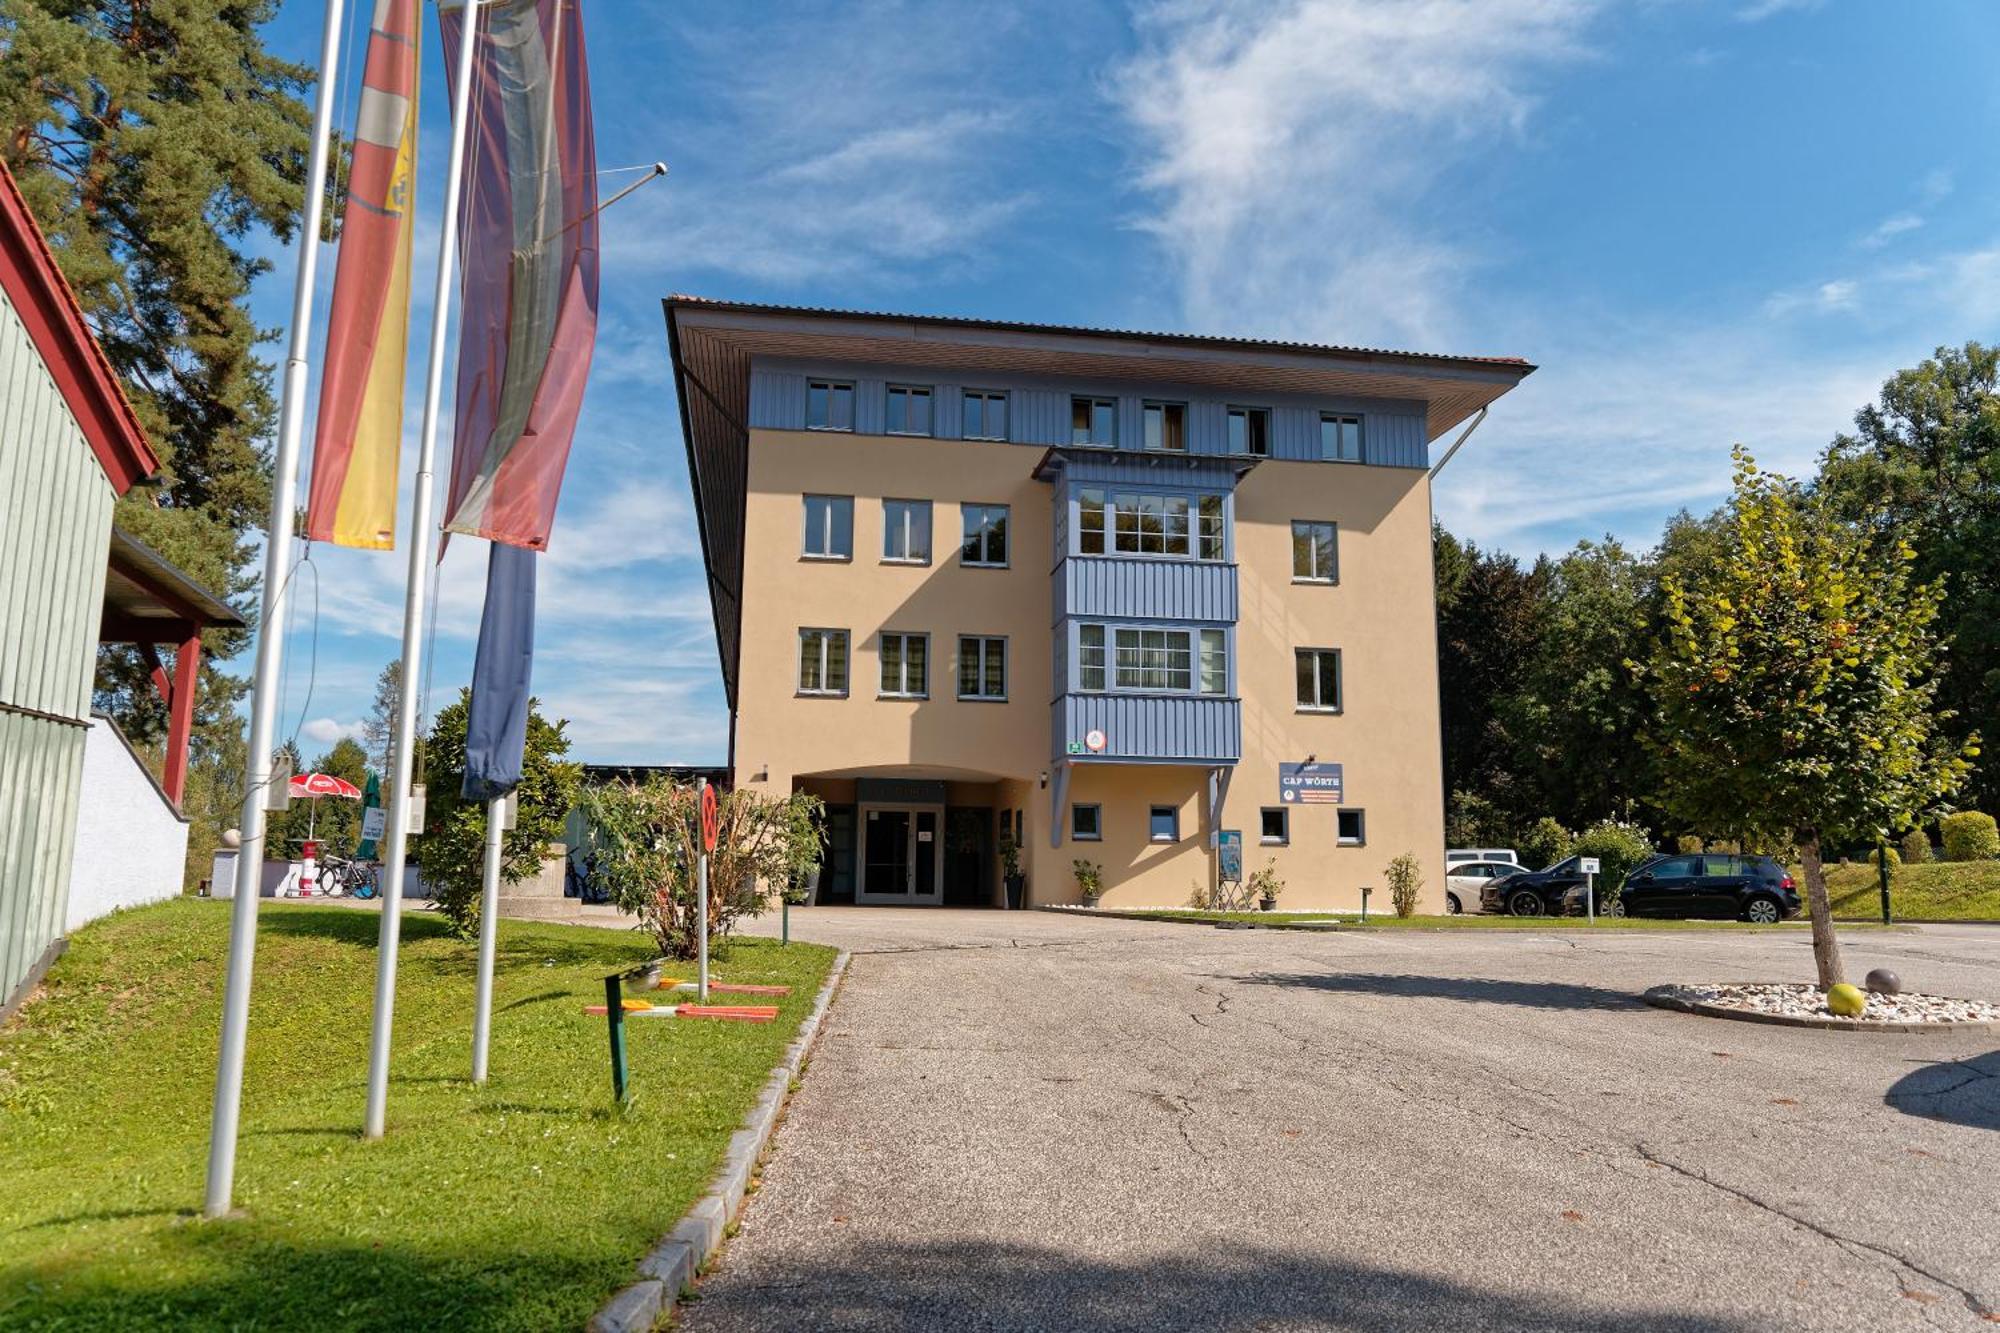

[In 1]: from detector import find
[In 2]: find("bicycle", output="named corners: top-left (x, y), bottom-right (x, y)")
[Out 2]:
top-left (317, 854), bottom-right (380, 900)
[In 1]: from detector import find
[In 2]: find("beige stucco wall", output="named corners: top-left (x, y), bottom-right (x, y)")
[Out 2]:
top-left (733, 426), bottom-right (1447, 914)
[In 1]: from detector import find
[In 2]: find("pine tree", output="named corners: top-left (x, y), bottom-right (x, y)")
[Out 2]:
top-left (0, 0), bottom-right (318, 750)
top-left (362, 658), bottom-right (404, 778)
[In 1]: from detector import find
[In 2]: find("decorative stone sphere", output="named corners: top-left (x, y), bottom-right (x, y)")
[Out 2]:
top-left (1826, 983), bottom-right (1867, 1017)
top-left (222, 828), bottom-right (242, 849)
top-left (1864, 968), bottom-right (1902, 996)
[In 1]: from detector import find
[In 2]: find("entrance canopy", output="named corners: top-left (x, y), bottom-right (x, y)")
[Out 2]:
top-left (98, 527), bottom-right (244, 806)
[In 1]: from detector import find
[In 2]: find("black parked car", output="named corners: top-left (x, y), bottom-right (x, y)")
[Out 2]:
top-left (1611, 853), bottom-right (1800, 922)
top-left (1479, 856), bottom-right (1590, 917)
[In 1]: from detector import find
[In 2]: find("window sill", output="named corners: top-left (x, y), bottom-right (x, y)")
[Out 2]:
top-left (806, 424), bottom-right (854, 433)
top-left (880, 557), bottom-right (932, 567)
top-left (885, 429), bottom-right (930, 438)
top-left (796, 691), bottom-right (849, 699)
top-left (876, 693), bottom-right (929, 702)
top-left (956, 695), bottom-right (1009, 704)
top-left (1337, 840), bottom-right (1365, 848)
top-left (1295, 705), bottom-right (1343, 715)
top-left (1260, 839), bottom-right (1289, 847)
top-left (1071, 834), bottom-right (1102, 842)
top-left (800, 554), bottom-right (852, 563)
top-left (961, 561), bottom-right (1010, 570)
top-left (966, 435), bottom-right (1007, 443)
top-left (1149, 837), bottom-right (1178, 845)
top-left (1291, 577), bottom-right (1338, 586)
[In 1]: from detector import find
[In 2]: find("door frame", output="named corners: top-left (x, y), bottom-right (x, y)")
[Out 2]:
top-left (857, 803), bottom-right (945, 905)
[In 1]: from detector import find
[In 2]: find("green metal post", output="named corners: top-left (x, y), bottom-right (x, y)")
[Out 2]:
top-left (782, 899), bottom-right (790, 945)
top-left (604, 975), bottom-right (629, 1105)
top-left (1877, 840), bottom-right (1892, 926)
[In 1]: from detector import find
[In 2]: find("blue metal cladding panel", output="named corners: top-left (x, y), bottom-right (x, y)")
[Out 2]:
top-left (1053, 693), bottom-right (1241, 763)
top-left (854, 377), bottom-right (886, 434)
top-left (1058, 453), bottom-right (1244, 489)
top-left (1367, 412), bottom-right (1428, 467)
top-left (1059, 557), bottom-right (1237, 622)
top-left (748, 367), bottom-right (808, 428)
top-left (934, 383), bottom-right (963, 440)
top-left (1011, 388), bottom-right (1068, 445)
top-left (1051, 480), bottom-right (1070, 568)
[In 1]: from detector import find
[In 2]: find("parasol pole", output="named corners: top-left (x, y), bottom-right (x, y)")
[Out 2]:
top-left (363, 0), bottom-right (482, 1140)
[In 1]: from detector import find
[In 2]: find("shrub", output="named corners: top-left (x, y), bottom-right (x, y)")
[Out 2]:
top-left (1518, 817), bottom-right (1571, 872)
top-left (1675, 834), bottom-right (1704, 855)
top-left (1248, 859), bottom-right (1284, 904)
top-left (1570, 818), bottom-right (1654, 890)
top-left (1865, 845), bottom-right (1900, 870)
top-left (1072, 858), bottom-right (1103, 901)
top-left (1385, 853), bottom-right (1423, 918)
top-left (1941, 812), bottom-right (2000, 862)
top-left (1899, 828), bottom-right (1933, 864)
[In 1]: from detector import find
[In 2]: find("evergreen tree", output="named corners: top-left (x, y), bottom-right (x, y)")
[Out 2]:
top-left (361, 658), bottom-right (404, 778)
top-left (0, 0), bottom-right (318, 751)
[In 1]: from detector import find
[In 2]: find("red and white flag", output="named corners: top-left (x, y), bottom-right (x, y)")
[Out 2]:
top-left (438, 0), bottom-right (599, 550)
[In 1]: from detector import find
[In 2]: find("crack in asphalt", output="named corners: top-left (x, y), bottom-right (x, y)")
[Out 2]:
top-left (1634, 1142), bottom-right (1993, 1320)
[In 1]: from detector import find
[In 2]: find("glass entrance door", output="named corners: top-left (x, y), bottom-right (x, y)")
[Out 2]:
top-left (857, 805), bottom-right (945, 905)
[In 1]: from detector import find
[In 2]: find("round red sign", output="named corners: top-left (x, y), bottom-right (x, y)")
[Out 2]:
top-left (700, 784), bottom-right (720, 853)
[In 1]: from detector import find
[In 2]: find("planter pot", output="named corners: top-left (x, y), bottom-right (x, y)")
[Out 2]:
top-left (1004, 874), bottom-right (1025, 910)
top-left (1081, 894), bottom-right (1102, 909)
top-left (1258, 896), bottom-right (1278, 912)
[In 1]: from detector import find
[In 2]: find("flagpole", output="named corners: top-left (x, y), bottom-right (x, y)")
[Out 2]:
top-left (203, 0), bottom-right (347, 1221)
top-left (471, 794), bottom-right (503, 1083)
top-left (363, 0), bottom-right (482, 1140)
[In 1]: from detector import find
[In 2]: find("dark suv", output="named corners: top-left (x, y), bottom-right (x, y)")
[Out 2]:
top-left (1613, 853), bottom-right (1799, 922)
top-left (1479, 856), bottom-right (1589, 916)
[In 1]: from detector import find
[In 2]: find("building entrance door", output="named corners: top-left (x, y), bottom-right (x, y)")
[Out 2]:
top-left (858, 805), bottom-right (943, 905)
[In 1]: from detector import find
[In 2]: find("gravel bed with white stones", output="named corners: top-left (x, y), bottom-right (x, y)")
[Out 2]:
top-left (1644, 981), bottom-right (2000, 1031)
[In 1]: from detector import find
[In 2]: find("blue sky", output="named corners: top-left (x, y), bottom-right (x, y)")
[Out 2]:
top-left (246, 0), bottom-right (2000, 767)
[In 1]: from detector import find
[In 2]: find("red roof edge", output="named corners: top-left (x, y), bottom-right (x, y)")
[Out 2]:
top-left (0, 158), bottom-right (158, 495)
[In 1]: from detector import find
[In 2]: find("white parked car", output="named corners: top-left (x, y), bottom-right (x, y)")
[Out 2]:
top-left (1447, 847), bottom-right (1519, 869)
top-left (1444, 859), bottom-right (1524, 915)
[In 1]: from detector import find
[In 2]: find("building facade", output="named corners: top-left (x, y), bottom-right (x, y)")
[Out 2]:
top-left (666, 299), bottom-right (1531, 912)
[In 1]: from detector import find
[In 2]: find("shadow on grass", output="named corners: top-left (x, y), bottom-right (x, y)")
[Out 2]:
top-left (684, 1239), bottom-right (1750, 1332)
top-left (1885, 1049), bottom-right (2000, 1132)
top-left (0, 1229), bottom-right (615, 1332)
top-left (259, 907), bottom-right (456, 946)
top-left (1229, 971), bottom-right (1643, 1012)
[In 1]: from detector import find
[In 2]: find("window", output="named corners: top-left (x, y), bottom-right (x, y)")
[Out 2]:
top-left (1227, 406), bottom-right (1270, 457)
top-left (878, 631), bottom-right (928, 699)
top-left (957, 636), bottom-right (1007, 700)
top-left (963, 390), bottom-right (1008, 441)
top-left (1651, 855), bottom-right (1700, 880)
top-left (882, 498), bottom-right (932, 564)
top-left (1295, 648), bottom-right (1342, 712)
top-left (1149, 805), bottom-right (1179, 843)
top-left (961, 503), bottom-right (1009, 567)
top-left (798, 628), bottom-right (849, 696)
top-left (1292, 521), bottom-right (1338, 582)
top-left (1077, 489), bottom-right (1225, 559)
top-left (1199, 629), bottom-right (1228, 695)
top-left (802, 494), bottom-right (853, 560)
top-left (807, 379), bottom-right (854, 431)
top-left (1320, 413), bottom-right (1363, 462)
top-left (884, 384), bottom-right (933, 435)
top-left (1071, 804), bottom-right (1102, 841)
top-left (1115, 627), bottom-right (1192, 691)
top-left (1337, 809), bottom-right (1366, 846)
top-left (1197, 495), bottom-right (1225, 560)
top-left (1071, 395), bottom-right (1115, 445)
top-left (1078, 624), bottom-right (1107, 691)
top-left (1260, 808), bottom-right (1289, 845)
top-left (1142, 401), bottom-right (1187, 452)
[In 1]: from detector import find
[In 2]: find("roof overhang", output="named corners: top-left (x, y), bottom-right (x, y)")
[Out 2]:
top-left (100, 527), bottom-right (245, 644)
top-left (1030, 445), bottom-right (1262, 484)
top-left (0, 159), bottom-right (158, 494)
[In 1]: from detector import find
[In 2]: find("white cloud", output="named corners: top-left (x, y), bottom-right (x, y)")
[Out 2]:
top-left (299, 717), bottom-right (366, 748)
top-left (1734, 0), bottom-right (1822, 22)
top-left (1108, 0), bottom-right (1602, 348)
top-left (1763, 278), bottom-right (1859, 317)
top-left (1859, 212), bottom-right (1923, 249)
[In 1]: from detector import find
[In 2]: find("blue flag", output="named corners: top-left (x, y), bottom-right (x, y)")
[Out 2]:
top-left (462, 540), bottom-right (536, 801)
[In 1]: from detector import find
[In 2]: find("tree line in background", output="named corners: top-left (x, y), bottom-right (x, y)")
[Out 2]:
top-left (1439, 342), bottom-right (1999, 871)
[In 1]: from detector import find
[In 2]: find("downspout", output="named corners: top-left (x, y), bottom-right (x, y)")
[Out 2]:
top-left (1427, 405), bottom-right (1489, 480)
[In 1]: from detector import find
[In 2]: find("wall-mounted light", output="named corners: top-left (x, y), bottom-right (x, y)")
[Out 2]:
top-left (1039, 770), bottom-right (1049, 789)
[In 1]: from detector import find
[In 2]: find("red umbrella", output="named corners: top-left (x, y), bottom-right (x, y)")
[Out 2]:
top-left (288, 772), bottom-right (363, 840)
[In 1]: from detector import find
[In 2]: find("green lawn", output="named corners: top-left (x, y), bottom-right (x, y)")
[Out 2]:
top-left (0, 899), bottom-right (835, 1331)
top-left (1821, 859), bottom-right (2000, 921)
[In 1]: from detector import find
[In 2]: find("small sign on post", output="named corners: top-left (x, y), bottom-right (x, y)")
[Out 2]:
top-left (1579, 856), bottom-right (1600, 923)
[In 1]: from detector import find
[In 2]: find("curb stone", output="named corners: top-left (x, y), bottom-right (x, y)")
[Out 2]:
top-left (1641, 984), bottom-right (1997, 1033)
top-left (587, 948), bottom-right (851, 1333)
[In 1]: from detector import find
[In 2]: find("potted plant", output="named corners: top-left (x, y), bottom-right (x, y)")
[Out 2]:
top-left (1073, 857), bottom-right (1103, 907)
top-left (1249, 859), bottom-right (1284, 912)
top-left (998, 825), bottom-right (1025, 910)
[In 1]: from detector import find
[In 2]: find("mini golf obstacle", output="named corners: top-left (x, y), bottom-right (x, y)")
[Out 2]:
top-left (593, 968), bottom-right (794, 1105)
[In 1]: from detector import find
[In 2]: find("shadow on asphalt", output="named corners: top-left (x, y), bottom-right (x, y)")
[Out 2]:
top-left (1226, 971), bottom-right (1643, 1011)
top-left (688, 1241), bottom-right (1748, 1332)
top-left (1885, 1049), bottom-right (2000, 1131)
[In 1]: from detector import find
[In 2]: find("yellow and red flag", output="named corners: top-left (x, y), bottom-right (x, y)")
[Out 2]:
top-left (305, 0), bottom-right (420, 549)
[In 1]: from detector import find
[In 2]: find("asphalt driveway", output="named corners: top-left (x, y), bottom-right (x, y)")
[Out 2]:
top-left (687, 912), bottom-right (2000, 1332)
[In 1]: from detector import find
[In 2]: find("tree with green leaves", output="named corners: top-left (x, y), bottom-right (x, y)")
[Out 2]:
top-left (268, 736), bottom-right (368, 860)
top-left (1820, 342), bottom-right (2000, 808)
top-left (413, 691), bottom-right (581, 938)
top-left (1639, 449), bottom-right (1975, 987)
top-left (361, 659), bottom-right (403, 777)
top-left (0, 0), bottom-right (317, 752)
